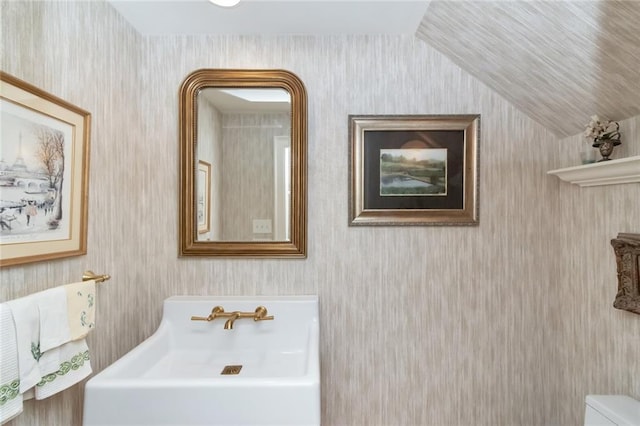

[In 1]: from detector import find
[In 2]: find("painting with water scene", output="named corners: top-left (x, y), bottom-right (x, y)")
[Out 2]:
top-left (0, 72), bottom-right (91, 267)
top-left (380, 148), bottom-right (447, 196)
top-left (349, 115), bottom-right (479, 226)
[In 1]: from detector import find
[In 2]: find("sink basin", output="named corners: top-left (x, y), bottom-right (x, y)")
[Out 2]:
top-left (83, 296), bottom-right (320, 426)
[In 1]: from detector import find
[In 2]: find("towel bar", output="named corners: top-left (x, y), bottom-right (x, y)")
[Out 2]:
top-left (82, 270), bottom-right (111, 284)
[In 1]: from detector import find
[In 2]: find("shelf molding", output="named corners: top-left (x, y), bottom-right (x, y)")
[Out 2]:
top-left (547, 155), bottom-right (640, 187)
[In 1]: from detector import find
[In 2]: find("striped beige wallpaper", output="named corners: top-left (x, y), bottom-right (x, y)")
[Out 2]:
top-left (0, 1), bottom-right (638, 425)
top-left (416, 0), bottom-right (640, 138)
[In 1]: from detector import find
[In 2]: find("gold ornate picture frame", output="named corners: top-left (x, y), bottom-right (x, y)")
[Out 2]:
top-left (349, 114), bottom-right (479, 226)
top-left (611, 233), bottom-right (640, 315)
top-left (0, 72), bottom-right (91, 267)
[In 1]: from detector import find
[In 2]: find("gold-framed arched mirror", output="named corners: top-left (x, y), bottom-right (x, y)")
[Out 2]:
top-left (179, 69), bottom-right (307, 257)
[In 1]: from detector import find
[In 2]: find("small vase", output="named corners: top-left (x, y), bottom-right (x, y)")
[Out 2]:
top-left (592, 137), bottom-right (621, 162)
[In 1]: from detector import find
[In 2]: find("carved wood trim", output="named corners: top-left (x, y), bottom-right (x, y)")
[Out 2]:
top-left (611, 233), bottom-right (640, 315)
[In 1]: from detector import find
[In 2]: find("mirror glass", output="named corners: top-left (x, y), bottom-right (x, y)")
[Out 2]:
top-left (180, 69), bottom-right (307, 257)
top-left (196, 88), bottom-right (291, 241)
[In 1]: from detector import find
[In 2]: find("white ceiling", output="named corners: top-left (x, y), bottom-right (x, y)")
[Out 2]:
top-left (107, 0), bottom-right (431, 36)
top-left (202, 88), bottom-right (291, 113)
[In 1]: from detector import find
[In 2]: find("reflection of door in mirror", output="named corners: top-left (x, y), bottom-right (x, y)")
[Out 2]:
top-left (273, 135), bottom-right (290, 241)
top-left (197, 160), bottom-right (212, 236)
top-left (196, 88), bottom-right (291, 242)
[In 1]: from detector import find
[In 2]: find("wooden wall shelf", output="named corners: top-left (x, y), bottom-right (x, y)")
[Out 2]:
top-left (547, 155), bottom-right (640, 187)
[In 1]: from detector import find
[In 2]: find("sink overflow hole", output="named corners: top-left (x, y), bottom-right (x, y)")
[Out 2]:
top-left (221, 365), bottom-right (242, 375)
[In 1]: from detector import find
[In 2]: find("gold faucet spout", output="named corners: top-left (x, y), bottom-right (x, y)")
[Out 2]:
top-left (224, 312), bottom-right (240, 330)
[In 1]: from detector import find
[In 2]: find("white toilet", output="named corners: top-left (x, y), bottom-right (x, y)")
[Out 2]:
top-left (585, 395), bottom-right (640, 425)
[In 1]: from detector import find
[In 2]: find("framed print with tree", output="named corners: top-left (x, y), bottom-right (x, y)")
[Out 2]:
top-left (349, 115), bottom-right (479, 226)
top-left (197, 160), bottom-right (211, 234)
top-left (0, 72), bottom-right (91, 267)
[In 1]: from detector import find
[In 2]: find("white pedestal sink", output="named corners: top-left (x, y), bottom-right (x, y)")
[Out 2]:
top-left (83, 296), bottom-right (320, 426)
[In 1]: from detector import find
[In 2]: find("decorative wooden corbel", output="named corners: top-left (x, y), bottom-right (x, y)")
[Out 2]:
top-left (611, 233), bottom-right (640, 315)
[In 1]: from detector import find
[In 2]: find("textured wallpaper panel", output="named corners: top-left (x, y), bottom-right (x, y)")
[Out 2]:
top-left (1, 2), bottom-right (638, 426)
top-left (1, 1), bottom-right (146, 425)
top-left (197, 97), bottom-right (223, 240)
top-left (417, 0), bottom-right (640, 138)
top-left (138, 31), bottom-right (556, 425)
top-left (551, 114), bottom-right (640, 424)
top-left (221, 112), bottom-right (289, 240)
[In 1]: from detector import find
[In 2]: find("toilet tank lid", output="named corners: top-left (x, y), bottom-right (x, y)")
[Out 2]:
top-left (586, 395), bottom-right (640, 425)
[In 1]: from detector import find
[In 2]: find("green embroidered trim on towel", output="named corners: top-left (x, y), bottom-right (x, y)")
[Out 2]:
top-left (75, 291), bottom-right (95, 329)
top-left (80, 311), bottom-right (95, 329)
top-left (31, 341), bottom-right (42, 361)
top-left (36, 350), bottom-right (90, 387)
top-left (0, 379), bottom-right (19, 405)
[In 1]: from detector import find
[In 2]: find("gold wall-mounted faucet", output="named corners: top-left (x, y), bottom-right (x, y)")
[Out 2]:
top-left (191, 306), bottom-right (274, 329)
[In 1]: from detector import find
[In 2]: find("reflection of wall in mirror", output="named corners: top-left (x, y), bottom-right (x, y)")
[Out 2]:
top-left (197, 98), bottom-right (222, 241)
top-left (221, 112), bottom-right (290, 240)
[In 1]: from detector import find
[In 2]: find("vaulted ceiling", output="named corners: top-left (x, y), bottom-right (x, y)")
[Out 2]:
top-left (416, 1), bottom-right (640, 138)
top-left (110, 0), bottom-right (640, 139)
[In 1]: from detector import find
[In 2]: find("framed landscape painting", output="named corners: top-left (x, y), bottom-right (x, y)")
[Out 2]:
top-left (348, 115), bottom-right (479, 226)
top-left (0, 72), bottom-right (91, 267)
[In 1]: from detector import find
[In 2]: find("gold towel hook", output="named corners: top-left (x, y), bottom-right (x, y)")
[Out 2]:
top-left (83, 270), bottom-right (111, 284)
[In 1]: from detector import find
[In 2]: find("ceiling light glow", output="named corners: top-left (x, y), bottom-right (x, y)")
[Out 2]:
top-left (221, 89), bottom-right (290, 103)
top-left (208, 0), bottom-right (241, 7)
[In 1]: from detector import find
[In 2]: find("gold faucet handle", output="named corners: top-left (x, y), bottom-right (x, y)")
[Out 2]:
top-left (191, 306), bottom-right (225, 322)
top-left (190, 315), bottom-right (210, 321)
top-left (253, 306), bottom-right (274, 321)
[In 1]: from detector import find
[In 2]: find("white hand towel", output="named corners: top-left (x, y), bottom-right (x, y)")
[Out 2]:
top-left (0, 303), bottom-right (23, 424)
top-left (6, 296), bottom-right (41, 393)
top-left (36, 286), bottom-right (71, 353)
top-left (65, 281), bottom-right (96, 340)
top-left (34, 339), bottom-right (92, 400)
